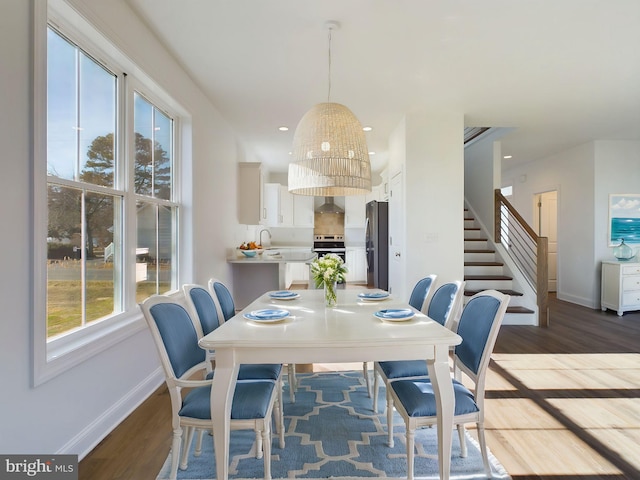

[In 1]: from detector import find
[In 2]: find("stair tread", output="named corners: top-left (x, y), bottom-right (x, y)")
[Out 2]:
top-left (464, 249), bottom-right (496, 254)
top-left (464, 274), bottom-right (512, 280)
top-left (506, 306), bottom-right (535, 314)
top-left (464, 227), bottom-right (481, 230)
top-left (464, 238), bottom-right (488, 241)
top-left (464, 261), bottom-right (504, 266)
top-left (465, 289), bottom-right (524, 297)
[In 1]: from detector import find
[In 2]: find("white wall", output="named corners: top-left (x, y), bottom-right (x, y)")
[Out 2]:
top-left (503, 142), bottom-right (595, 306)
top-left (388, 111), bottom-right (465, 300)
top-left (593, 140), bottom-right (640, 277)
top-left (464, 129), bottom-right (510, 231)
top-left (0, 0), bottom-right (244, 457)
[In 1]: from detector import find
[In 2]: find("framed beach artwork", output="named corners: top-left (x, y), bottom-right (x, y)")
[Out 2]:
top-left (608, 194), bottom-right (640, 246)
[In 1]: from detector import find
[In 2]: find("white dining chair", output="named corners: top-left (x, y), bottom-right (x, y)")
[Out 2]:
top-left (386, 290), bottom-right (509, 480)
top-left (207, 278), bottom-right (298, 402)
top-left (372, 280), bottom-right (465, 412)
top-left (363, 274), bottom-right (438, 399)
top-left (140, 294), bottom-right (281, 480)
top-left (182, 283), bottom-right (286, 447)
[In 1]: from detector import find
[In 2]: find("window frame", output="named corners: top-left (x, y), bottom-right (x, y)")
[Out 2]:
top-left (33, 0), bottom-right (184, 386)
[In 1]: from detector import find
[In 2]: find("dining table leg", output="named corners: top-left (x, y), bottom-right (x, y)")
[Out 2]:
top-left (210, 349), bottom-right (239, 480)
top-left (427, 346), bottom-right (455, 480)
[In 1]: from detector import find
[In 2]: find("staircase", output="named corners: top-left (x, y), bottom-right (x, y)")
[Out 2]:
top-left (464, 209), bottom-right (536, 325)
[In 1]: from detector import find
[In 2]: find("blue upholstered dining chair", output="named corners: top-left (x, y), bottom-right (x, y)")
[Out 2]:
top-left (371, 281), bottom-right (465, 412)
top-left (386, 290), bottom-right (509, 480)
top-left (408, 274), bottom-right (438, 313)
top-left (140, 294), bottom-right (281, 480)
top-left (183, 283), bottom-right (285, 446)
top-left (207, 277), bottom-right (298, 403)
top-left (363, 275), bottom-right (438, 399)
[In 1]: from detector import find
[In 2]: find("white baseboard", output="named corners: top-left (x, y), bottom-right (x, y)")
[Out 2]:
top-left (59, 367), bottom-right (164, 460)
top-left (556, 292), bottom-right (597, 309)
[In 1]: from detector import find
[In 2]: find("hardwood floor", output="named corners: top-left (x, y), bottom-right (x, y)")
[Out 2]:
top-left (79, 292), bottom-right (640, 480)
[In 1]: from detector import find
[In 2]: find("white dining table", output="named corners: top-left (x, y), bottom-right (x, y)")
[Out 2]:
top-left (199, 288), bottom-right (462, 480)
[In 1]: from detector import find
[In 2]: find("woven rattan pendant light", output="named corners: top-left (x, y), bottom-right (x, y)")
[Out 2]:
top-left (288, 21), bottom-right (371, 197)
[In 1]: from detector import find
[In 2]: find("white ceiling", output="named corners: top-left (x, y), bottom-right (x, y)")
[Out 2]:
top-left (127, 0), bottom-right (640, 174)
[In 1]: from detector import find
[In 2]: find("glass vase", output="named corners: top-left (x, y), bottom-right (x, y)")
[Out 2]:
top-left (613, 238), bottom-right (635, 261)
top-left (324, 280), bottom-right (338, 308)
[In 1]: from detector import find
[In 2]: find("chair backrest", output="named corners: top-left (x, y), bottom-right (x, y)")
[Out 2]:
top-left (183, 284), bottom-right (222, 337)
top-left (426, 280), bottom-right (465, 330)
top-left (140, 295), bottom-right (207, 381)
top-left (208, 278), bottom-right (236, 321)
top-left (454, 290), bottom-right (509, 383)
top-left (408, 274), bottom-right (437, 312)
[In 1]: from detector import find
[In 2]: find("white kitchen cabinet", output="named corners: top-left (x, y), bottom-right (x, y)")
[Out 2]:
top-left (346, 247), bottom-right (367, 283)
top-left (238, 162), bottom-right (263, 225)
top-left (344, 195), bottom-right (366, 228)
top-left (263, 183), bottom-right (294, 227)
top-left (601, 261), bottom-right (640, 316)
top-left (288, 262), bottom-right (310, 284)
top-left (293, 194), bottom-right (314, 227)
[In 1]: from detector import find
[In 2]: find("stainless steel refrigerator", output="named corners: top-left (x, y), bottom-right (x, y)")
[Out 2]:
top-left (365, 200), bottom-right (389, 290)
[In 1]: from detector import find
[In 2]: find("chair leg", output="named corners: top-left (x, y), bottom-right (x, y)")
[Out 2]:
top-left (457, 424), bottom-right (467, 457)
top-left (194, 428), bottom-right (205, 457)
top-left (386, 393), bottom-right (394, 447)
top-left (288, 364), bottom-right (296, 403)
top-left (372, 371), bottom-right (380, 413)
top-left (255, 427), bottom-right (263, 459)
top-left (170, 428), bottom-right (183, 479)
top-left (275, 379), bottom-right (285, 448)
top-left (262, 421), bottom-right (272, 480)
top-left (477, 422), bottom-right (492, 478)
top-left (180, 426), bottom-right (195, 470)
top-left (363, 361), bottom-right (371, 397)
top-left (406, 427), bottom-right (415, 480)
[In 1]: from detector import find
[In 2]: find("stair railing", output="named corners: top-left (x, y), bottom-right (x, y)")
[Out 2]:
top-left (494, 189), bottom-right (549, 327)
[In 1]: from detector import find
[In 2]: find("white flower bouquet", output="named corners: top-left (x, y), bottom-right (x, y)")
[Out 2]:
top-left (310, 253), bottom-right (348, 307)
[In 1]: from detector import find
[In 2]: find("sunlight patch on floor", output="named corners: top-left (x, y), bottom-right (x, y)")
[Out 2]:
top-left (486, 352), bottom-right (640, 477)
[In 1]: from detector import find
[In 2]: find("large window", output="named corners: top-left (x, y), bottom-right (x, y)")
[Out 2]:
top-left (35, 5), bottom-right (183, 383)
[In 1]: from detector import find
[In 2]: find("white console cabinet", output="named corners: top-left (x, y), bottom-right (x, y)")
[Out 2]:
top-left (601, 261), bottom-right (640, 316)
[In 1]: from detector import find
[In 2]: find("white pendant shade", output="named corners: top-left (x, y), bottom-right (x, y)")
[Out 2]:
top-left (288, 102), bottom-right (372, 196)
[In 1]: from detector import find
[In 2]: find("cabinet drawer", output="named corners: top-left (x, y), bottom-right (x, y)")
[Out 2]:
top-left (622, 265), bottom-right (640, 275)
top-left (622, 275), bottom-right (640, 291)
top-left (622, 291), bottom-right (640, 307)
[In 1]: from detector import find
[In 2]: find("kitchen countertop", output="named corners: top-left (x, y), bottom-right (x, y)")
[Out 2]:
top-left (228, 250), bottom-right (316, 264)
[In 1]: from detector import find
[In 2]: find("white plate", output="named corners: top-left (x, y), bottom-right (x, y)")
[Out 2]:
top-left (243, 309), bottom-right (290, 322)
top-left (269, 291), bottom-right (300, 300)
top-left (374, 308), bottom-right (415, 322)
top-left (358, 291), bottom-right (390, 301)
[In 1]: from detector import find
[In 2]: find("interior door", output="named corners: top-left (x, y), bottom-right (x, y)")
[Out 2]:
top-left (533, 190), bottom-right (558, 292)
top-left (388, 171), bottom-right (405, 297)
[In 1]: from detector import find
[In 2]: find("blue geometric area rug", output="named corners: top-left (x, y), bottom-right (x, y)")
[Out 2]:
top-left (157, 371), bottom-right (511, 479)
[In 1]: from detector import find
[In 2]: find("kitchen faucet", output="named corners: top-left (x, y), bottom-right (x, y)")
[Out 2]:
top-left (259, 228), bottom-right (271, 247)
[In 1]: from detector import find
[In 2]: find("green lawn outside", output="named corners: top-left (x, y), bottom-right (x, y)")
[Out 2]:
top-left (47, 279), bottom-right (167, 338)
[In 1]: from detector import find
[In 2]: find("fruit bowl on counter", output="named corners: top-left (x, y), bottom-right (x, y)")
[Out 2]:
top-left (237, 241), bottom-right (263, 257)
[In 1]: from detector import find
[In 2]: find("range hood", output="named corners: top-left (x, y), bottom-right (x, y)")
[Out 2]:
top-left (315, 197), bottom-right (344, 214)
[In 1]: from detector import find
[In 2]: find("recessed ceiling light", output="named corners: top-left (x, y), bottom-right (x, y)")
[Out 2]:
top-left (288, 151), bottom-right (292, 155)
top-left (362, 126), bottom-right (373, 132)
top-left (368, 151), bottom-right (376, 155)
top-left (278, 126), bottom-right (289, 131)
top-left (503, 155), bottom-right (512, 159)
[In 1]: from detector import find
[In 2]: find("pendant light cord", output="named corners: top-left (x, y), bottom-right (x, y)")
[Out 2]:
top-left (327, 26), bottom-right (332, 103)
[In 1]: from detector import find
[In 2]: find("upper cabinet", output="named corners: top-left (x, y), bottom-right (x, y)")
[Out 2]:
top-left (238, 163), bottom-right (263, 225)
top-left (263, 183), bottom-right (293, 227)
top-left (293, 194), bottom-right (314, 227)
top-left (344, 195), bottom-right (366, 228)
top-left (264, 183), bottom-right (315, 228)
